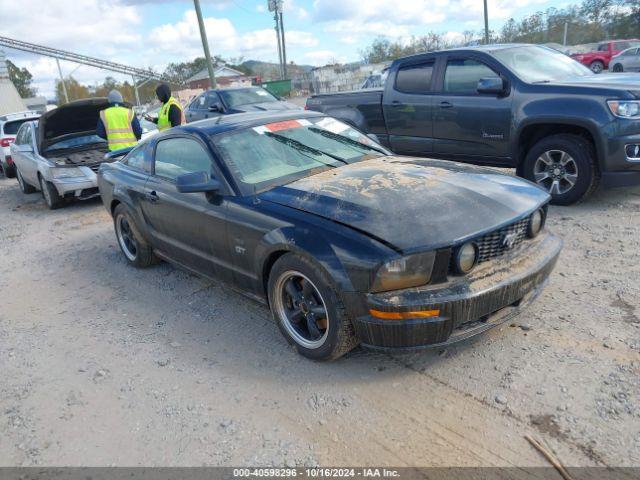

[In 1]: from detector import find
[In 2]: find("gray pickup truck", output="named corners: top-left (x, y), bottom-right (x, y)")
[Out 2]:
top-left (306, 44), bottom-right (640, 205)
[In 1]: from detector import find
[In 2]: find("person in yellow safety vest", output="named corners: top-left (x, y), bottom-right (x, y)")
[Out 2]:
top-left (145, 83), bottom-right (185, 132)
top-left (96, 90), bottom-right (142, 151)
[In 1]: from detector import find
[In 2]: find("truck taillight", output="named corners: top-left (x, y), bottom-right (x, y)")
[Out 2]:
top-left (0, 138), bottom-right (15, 148)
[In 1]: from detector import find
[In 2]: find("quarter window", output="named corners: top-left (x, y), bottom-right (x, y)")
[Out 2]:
top-left (15, 124), bottom-right (30, 145)
top-left (443, 59), bottom-right (500, 94)
top-left (395, 63), bottom-right (434, 93)
top-left (122, 144), bottom-right (147, 171)
top-left (154, 137), bottom-right (212, 181)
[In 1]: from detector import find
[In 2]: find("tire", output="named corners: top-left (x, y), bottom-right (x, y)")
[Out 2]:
top-left (267, 253), bottom-right (358, 361)
top-left (590, 60), bottom-right (604, 73)
top-left (522, 134), bottom-right (600, 206)
top-left (113, 204), bottom-right (157, 268)
top-left (16, 169), bottom-right (36, 194)
top-left (2, 163), bottom-right (16, 178)
top-left (612, 63), bottom-right (624, 73)
top-left (39, 175), bottom-right (64, 209)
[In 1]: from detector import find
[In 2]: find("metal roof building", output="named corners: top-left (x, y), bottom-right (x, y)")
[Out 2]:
top-left (0, 50), bottom-right (26, 115)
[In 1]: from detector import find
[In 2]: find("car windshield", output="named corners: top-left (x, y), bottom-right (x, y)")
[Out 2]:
top-left (46, 134), bottom-right (106, 152)
top-left (3, 118), bottom-right (36, 135)
top-left (213, 117), bottom-right (389, 193)
top-left (219, 88), bottom-right (278, 108)
top-left (492, 45), bottom-right (593, 83)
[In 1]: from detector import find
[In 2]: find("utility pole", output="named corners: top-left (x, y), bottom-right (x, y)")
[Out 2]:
top-left (132, 75), bottom-right (140, 107)
top-left (193, 0), bottom-right (216, 89)
top-left (483, 0), bottom-right (490, 45)
top-left (563, 22), bottom-right (569, 46)
top-left (279, 6), bottom-right (287, 79)
top-left (269, 0), bottom-right (285, 79)
top-left (55, 58), bottom-right (69, 104)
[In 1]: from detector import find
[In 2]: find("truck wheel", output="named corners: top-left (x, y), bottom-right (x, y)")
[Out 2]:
top-left (612, 63), bottom-right (623, 73)
top-left (17, 169), bottom-right (36, 194)
top-left (39, 176), bottom-right (64, 209)
top-left (268, 253), bottom-right (358, 361)
top-left (590, 60), bottom-right (604, 73)
top-left (523, 134), bottom-right (599, 206)
top-left (113, 204), bottom-right (157, 268)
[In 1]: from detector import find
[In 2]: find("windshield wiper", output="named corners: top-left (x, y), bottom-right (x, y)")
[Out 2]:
top-left (264, 132), bottom-right (348, 166)
top-left (309, 127), bottom-right (388, 156)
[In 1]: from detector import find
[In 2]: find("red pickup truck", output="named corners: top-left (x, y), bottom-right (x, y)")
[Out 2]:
top-left (571, 39), bottom-right (640, 73)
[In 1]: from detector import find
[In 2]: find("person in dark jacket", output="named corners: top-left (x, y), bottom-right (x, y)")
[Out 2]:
top-left (97, 90), bottom-right (142, 150)
top-left (145, 83), bottom-right (185, 131)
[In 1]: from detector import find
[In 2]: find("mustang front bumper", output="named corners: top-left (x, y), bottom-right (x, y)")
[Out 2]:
top-left (351, 232), bottom-right (562, 351)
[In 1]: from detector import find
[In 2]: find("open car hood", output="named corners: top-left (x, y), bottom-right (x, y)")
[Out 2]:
top-left (38, 97), bottom-right (110, 152)
top-left (260, 157), bottom-right (549, 253)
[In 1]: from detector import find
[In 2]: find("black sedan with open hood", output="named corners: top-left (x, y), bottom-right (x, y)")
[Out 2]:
top-left (98, 111), bottom-right (562, 360)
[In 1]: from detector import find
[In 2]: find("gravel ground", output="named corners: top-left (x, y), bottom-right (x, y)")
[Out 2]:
top-left (0, 172), bottom-right (638, 467)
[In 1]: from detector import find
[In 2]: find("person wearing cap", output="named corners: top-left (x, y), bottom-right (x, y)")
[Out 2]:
top-left (145, 83), bottom-right (185, 131)
top-left (97, 90), bottom-right (142, 151)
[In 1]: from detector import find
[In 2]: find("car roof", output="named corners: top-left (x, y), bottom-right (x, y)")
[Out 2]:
top-left (0, 111), bottom-right (40, 123)
top-left (394, 43), bottom-right (542, 62)
top-left (177, 110), bottom-right (325, 136)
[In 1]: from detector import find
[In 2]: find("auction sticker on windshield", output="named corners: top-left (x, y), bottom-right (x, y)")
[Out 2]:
top-left (253, 119), bottom-right (312, 134)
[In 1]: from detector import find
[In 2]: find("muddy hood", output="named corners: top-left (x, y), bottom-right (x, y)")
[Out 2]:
top-left (260, 157), bottom-right (550, 252)
top-left (38, 97), bottom-right (111, 152)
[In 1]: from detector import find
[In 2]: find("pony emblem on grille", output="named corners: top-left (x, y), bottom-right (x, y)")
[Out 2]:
top-left (502, 232), bottom-right (519, 249)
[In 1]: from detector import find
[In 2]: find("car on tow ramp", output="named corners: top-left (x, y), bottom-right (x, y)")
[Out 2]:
top-left (98, 111), bottom-right (562, 360)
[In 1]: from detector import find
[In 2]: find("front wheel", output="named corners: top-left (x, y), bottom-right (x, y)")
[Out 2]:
top-left (39, 176), bottom-right (64, 209)
top-left (590, 60), bottom-right (604, 73)
top-left (612, 63), bottom-right (624, 73)
top-left (522, 134), bottom-right (599, 206)
top-left (113, 204), bottom-right (157, 268)
top-left (268, 253), bottom-right (358, 360)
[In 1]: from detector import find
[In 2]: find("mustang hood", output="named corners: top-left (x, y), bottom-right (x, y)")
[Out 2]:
top-left (260, 157), bottom-right (549, 252)
top-left (38, 97), bottom-right (111, 152)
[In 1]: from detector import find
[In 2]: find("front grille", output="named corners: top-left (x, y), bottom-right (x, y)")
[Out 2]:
top-left (475, 216), bottom-right (530, 263)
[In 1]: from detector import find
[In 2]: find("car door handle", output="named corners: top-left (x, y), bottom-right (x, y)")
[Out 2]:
top-left (390, 100), bottom-right (403, 107)
top-left (145, 191), bottom-right (159, 203)
top-left (439, 101), bottom-right (453, 109)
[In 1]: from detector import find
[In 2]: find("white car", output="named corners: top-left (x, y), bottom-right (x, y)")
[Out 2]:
top-left (0, 111), bottom-right (40, 178)
top-left (10, 98), bottom-right (113, 209)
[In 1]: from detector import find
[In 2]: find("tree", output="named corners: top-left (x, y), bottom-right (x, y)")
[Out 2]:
top-left (55, 77), bottom-right (89, 104)
top-left (6, 60), bottom-right (36, 98)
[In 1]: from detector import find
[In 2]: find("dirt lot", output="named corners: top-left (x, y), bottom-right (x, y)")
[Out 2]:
top-left (0, 173), bottom-right (638, 468)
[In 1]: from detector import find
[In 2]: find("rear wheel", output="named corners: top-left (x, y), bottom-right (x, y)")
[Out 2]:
top-left (2, 163), bottom-right (16, 178)
top-left (612, 63), bottom-right (624, 72)
top-left (590, 60), bottom-right (604, 73)
top-left (39, 175), bottom-right (64, 209)
top-left (113, 204), bottom-right (156, 268)
top-left (16, 169), bottom-right (36, 194)
top-left (268, 253), bottom-right (358, 360)
top-left (523, 134), bottom-right (599, 205)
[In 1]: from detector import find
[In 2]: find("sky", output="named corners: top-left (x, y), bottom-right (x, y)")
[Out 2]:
top-left (0, 0), bottom-right (567, 99)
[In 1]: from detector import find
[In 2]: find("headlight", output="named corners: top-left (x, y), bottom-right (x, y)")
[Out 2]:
top-left (371, 251), bottom-right (436, 293)
top-left (51, 167), bottom-right (86, 179)
top-left (527, 209), bottom-right (545, 238)
top-left (453, 242), bottom-right (478, 274)
top-left (607, 100), bottom-right (640, 118)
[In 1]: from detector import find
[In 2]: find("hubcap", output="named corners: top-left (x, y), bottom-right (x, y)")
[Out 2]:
top-left (116, 214), bottom-right (138, 261)
top-left (273, 271), bottom-right (329, 349)
top-left (533, 150), bottom-right (578, 196)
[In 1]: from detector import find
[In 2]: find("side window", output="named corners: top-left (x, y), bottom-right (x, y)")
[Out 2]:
top-left (395, 63), bottom-right (434, 94)
top-left (598, 44), bottom-right (609, 52)
top-left (154, 137), bottom-right (212, 181)
top-left (614, 42), bottom-right (630, 51)
top-left (193, 94), bottom-right (207, 110)
top-left (121, 144), bottom-right (148, 171)
top-left (443, 58), bottom-right (499, 94)
top-left (15, 124), bottom-right (30, 145)
top-left (205, 92), bottom-right (220, 108)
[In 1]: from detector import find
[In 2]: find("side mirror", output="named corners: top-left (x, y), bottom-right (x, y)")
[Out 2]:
top-left (209, 104), bottom-right (223, 113)
top-left (104, 146), bottom-right (134, 161)
top-left (14, 144), bottom-right (33, 153)
top-left (477, 77), bottom-right (507, 95)
top-left (176, 171), bottom-right (221, 194)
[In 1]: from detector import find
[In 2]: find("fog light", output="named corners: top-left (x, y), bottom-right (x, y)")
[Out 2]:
top-left (626, 144), bottom-right (640, 159)
top-left (454, 242), bottom-right (478, 274)
top-left (527, 209), bottom-right (545, 238)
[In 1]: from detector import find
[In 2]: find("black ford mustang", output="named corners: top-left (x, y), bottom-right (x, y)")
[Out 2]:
top-left (98, 111), bottom-right (562, 360)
